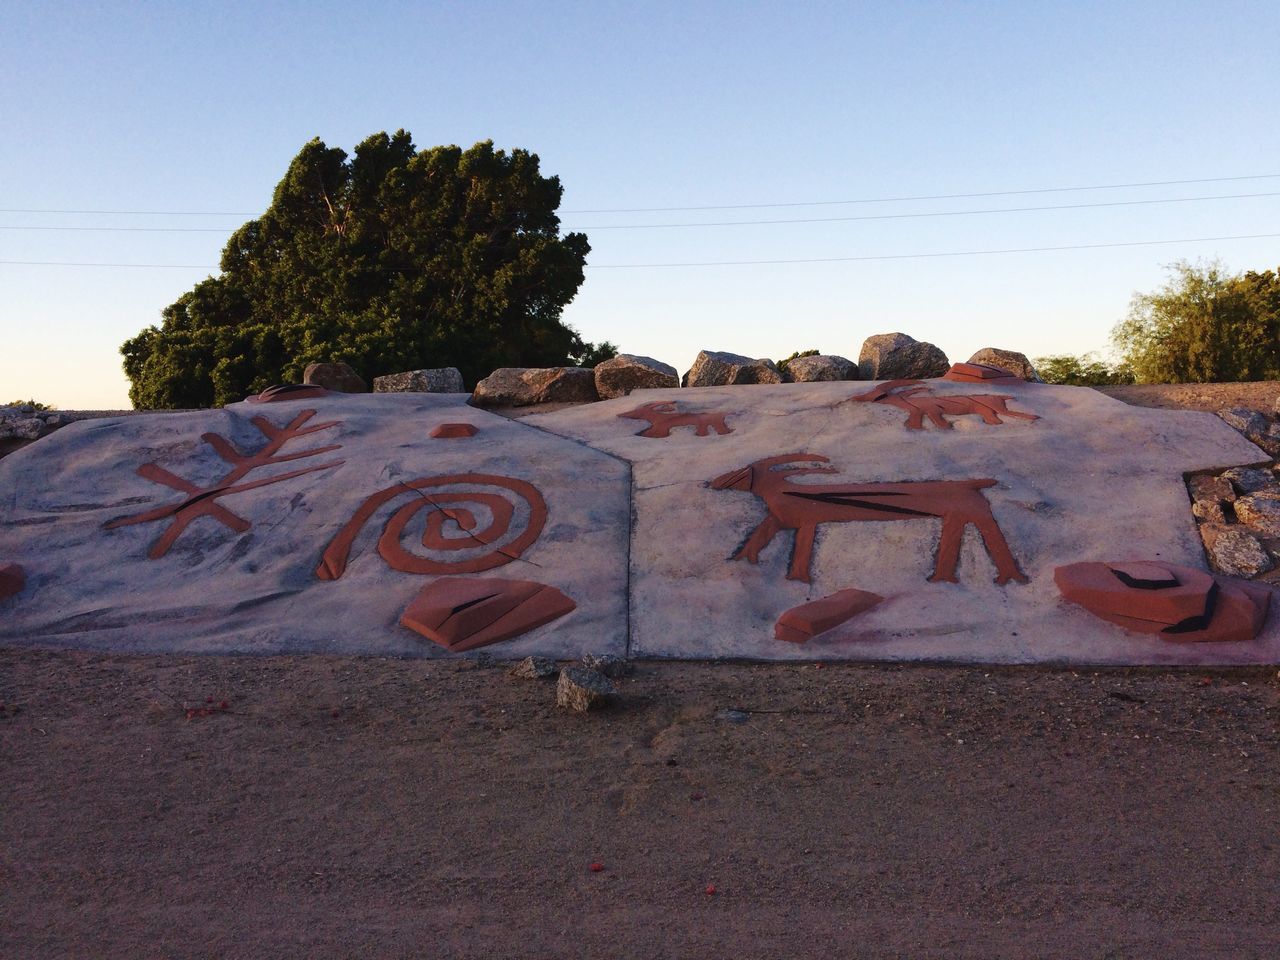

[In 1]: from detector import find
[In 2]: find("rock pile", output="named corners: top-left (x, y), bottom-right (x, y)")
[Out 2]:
top-left (1187, 465), bottom-right (1280, 579)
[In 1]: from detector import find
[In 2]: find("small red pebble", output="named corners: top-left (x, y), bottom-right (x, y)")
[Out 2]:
top-left (331, 709), bottom-right (341, 718)
top-left (589, 862), bottom-right (604, 873)
top-left (815, 663), bottom-right (825, 670)
top-left (690, 792), bottom-right (705, 801)
top-left (185, 709), bottom-right (195, 720)
top-left (219, 700), bottom-right (229, 710)
top-left (206, 696), bottom-right (214, 704)
top-left (1199, 677), bottom-right (1212, 686)
top-left (705, 884), bottom-right (717, 895)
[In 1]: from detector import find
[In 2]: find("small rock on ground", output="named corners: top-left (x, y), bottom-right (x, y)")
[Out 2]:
top-left (966, 347), bottom-right (1042, 382)
top-left (581, 653), bottom-right (629, 678)
top-left (1222, 467), bottom-right (1278, 495)
top-left (509, 656), bottom-right (557, 679)
top-left (556, 667), bottom-right (617, 712)
top-left (1200, 524), bottom-right (1274, 578)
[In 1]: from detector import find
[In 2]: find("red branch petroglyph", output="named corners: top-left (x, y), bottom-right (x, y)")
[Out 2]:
top-left (315, 474), bottom-right (548, 580)
top-left (617, 401), bottom-right (732, 438)
top-left (850, 379), bottom-right (1038, 430)
top-left (104, 410), bottom-right (344, 558)
top-left (708, 454), bottom-right (1028, 585)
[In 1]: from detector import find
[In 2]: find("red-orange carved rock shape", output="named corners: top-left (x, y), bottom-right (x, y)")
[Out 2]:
top-left (315, 474), bottom-right (548, 580)
top-left (247, 384), bottom-right (334, 403)
top-left (1055, 560), bottom-right (1270, 643)
top-left (942, 362), bottom-right (1023, 384)
top-left (399, 576), bottom-right (576, 651)
top-left (709, 454), bottom-right (1028, 585)
top-left (774, 588), bottom-right (883, 643)
top-left (430, 423), bottom-right (478, 439)
top-left (617, 401), bottom-right (732, 438)
top-left (104, 410), bottom-right (344, 558)
top-left (0, 563), bottom-right (25, 601)
top-left (850, 379), bottom-right (1038, 430)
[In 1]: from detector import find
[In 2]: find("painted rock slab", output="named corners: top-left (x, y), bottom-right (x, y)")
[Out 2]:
top-left (527, 380), bottom-right (1277, 665)
top-left (0, 394), bottom-right (628, 658)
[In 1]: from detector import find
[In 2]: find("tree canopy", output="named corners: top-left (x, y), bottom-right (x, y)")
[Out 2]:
top-left (122, 132), bottom-right (610, 408)
top-left (1111, 260), bottom-right (1280, 383)
top-left (1033, 353), bottom-right (1134, 386)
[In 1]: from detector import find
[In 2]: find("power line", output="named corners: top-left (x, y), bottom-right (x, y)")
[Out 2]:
top-left (4, 190), bottom-right (1278, 235)
top-left (4, 173), bottom-right (1280, 219)
top-left (3, 232), bottom-right (1277, 271)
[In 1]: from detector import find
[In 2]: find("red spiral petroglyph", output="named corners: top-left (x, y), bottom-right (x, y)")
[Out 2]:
top-left (315, 474), bottom-right (548, 580)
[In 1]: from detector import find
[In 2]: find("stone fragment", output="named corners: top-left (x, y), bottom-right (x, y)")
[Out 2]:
top-left (1217, 408), bottom-right (1270, 438)
top-left (0, 564), bottom-right (25, 601)
top-left (471, 367), bottom-right (598, 407)
top-left (1188, 474), bottom-right (1236, 502)
top-left (581, 653), bottom-right (630, 678)
top-left (1054, 560), bottom-right (1269, 643)
top-left (1200, 524), bottom-right (1274, 578)
top-left (1233, 495), bottom-right (1280, 538)
top-left (373, 368), bottom-right (465, 394)
top-left (593, 354), bottom-right (679, 399)
top-left (398, 577), bottom-right (577, 652)
top-left (556, 666), bottom-right (617, 712)
top-left (246, 384), bottom-right (332, 403)
top-left (966, 347), bottom-right (1042, 382)
top-left (942, 362), bottom-right (1021, 384)
top-left (429, 422), bottom-right (478, 439)
top-left (774, 587), bottom-right (883, 642)
top-left (783, 354), bottom-right (858, 383)
top-left (857, 333), bottom-right (949, 380)
top-left (1221, 467), bottom-right (1278, 496)
top-left (681, 350), bottom-right (783, 388)
top-left (1191, 499), bottom-right (1227, 524)
top-left (303, 362), bottom-right (368, 393)
top-left (510, 656), bottom-right (558, 679)
top-left (0, 417), bottom-right (45, 441)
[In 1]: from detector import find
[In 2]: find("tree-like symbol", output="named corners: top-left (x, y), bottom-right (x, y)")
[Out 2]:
top-left (104, 410), bottom-right (344, 558)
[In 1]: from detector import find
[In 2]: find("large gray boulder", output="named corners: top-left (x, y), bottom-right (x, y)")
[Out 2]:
top-left (593, 354), bottom-right (679, 399)
top-left (784, 354), bottom-right (858, 383)
top-left (373, 368), bottom-right (465, 394)
top-left (857, 333), bottom-right (949, 380)
top-left (682, 350), bottom-right (782, 388)
top-left (303, 362), bottom-right (368, 393)
top-left (966, 347), bottom-right (1042, 382)
top-left (471, 367), bottom-right (599, 407)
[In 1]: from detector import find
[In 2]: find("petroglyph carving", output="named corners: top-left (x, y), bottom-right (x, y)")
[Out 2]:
top-left (0, 563), bottom-right (25, 601)
top-left (104, 410), bottom-right (344, 559)
top-left (617, 400), bottom-right (733, 438)
top-left (247, 384), bottom-right (334, 403)
top-left (398, 576), bottom-right (576, 651)
top-left (430, 423), bottom-right (478, 439)
top-left (1055, 560), bottom-right (1270, 643)
top-left (709, 454), bottom-right (1028, 585)
top-left (774, 588), bottom-right (883, 643)
top-left (850, 379), bottom-right (1038, 430)
top-left (316, 473), bottom-right (548, 580)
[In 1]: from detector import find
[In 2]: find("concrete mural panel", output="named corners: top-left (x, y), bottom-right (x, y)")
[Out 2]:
top-left (0, 394), bottom-right (628, 659)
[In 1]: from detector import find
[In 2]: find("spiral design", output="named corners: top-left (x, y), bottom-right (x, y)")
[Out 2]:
top-left (315, 473), bottom-right (547, 580)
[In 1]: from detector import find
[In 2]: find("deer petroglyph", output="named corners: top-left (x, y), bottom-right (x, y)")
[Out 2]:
top-left (708, 454), bottom-right (1029, 585)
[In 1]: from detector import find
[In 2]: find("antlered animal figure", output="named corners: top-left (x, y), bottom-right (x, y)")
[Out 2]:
top-left (850, 379), bottom-right (1038, 430)
top-left (708, 454), bottom-right (1029, 585)
top-left (617, 401), bottom-right (732, 438)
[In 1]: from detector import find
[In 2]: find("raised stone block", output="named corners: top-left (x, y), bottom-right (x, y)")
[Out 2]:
top-left (373, 368), bottom-right (465, 394)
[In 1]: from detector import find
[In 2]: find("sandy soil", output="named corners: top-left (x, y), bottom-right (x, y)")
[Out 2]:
top-left (5, 383), bottom-right (1280, 959)
top-left (1096, 381), bottom-right (1280, 414)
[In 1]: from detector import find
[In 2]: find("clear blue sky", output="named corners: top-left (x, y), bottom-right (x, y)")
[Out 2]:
top-left (3, 0), bottom-right (1278, 408)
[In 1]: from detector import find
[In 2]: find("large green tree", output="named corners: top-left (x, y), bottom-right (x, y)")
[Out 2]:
top-left (122, 132), bottom-right (607, 408)
top-left (1111, 259), bottom-right (1280, 383)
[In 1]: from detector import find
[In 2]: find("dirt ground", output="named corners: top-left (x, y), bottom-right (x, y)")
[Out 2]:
top-left (4, 383), bottom-right (1280, 959)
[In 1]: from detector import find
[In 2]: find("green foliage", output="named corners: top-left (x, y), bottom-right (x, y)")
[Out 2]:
top-left (122, 132), bottom-right (604, 408)
top-left (1111, 260), bottom-right (1280, 383)
top-left (1032, 353), bottom-right (1134, 386)
top-left (572, 339), bottom-right (620, 368)
top-left (777, 349), bottom-right (820, 375)
top-left (5, 399), bottom-right (54, 410)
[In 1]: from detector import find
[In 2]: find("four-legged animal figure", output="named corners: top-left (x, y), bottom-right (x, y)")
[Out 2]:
top-left (850, 379), bottom-right (1038, 430)
top-left (708, 454), bottom-right (1028, 585)
top-left (617, 401), bottom-right (732, 438)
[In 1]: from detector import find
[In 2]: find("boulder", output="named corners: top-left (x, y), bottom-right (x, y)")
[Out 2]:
top-left (1233, 495), bottom-right (1280, 538)
top-left (966, 348), bottom-right (1042, 382)
top-left (1188, 474), bottom-right (1236, 502)
top-left (303, 362), bottom-right (368, 393)
top-left (1200, 524), bottom-right (1274, 578)
top-left (556, 666), bottom-right (617, 712)
top-left (783, 355), bottom-right (858, 383)
top-left (373, 368), bottom-right (465, 394)
top-left (471, 367), bottom-right (599, 407)
top-left (857, 333), bottom-right (949, 380)
top-left (593, 354), bottom-right (679, 399)
top-left (682, 350), bottom-right (783, 388)
top-left (1221, 467), bottom-right (1277, 496)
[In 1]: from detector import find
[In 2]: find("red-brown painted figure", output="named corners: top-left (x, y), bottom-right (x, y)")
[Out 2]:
top-left (850, 379), bottom-right (1038, 430)
top-left (708, 454), bottom-right (1029, 585)
top-left (104, 410), bottom-right (344, 559)
top-left (617, 401), bottom-right (732, 438)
